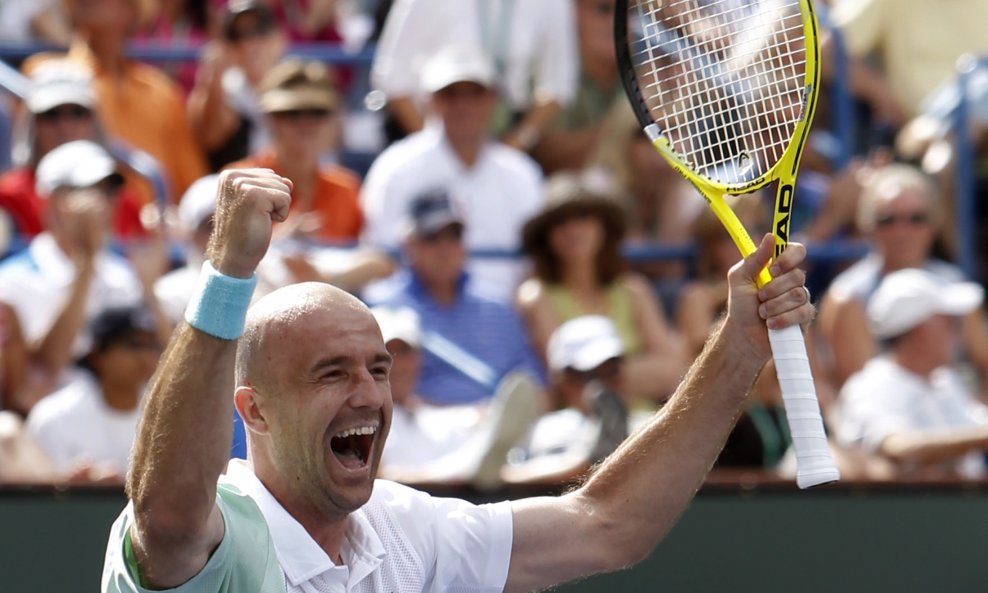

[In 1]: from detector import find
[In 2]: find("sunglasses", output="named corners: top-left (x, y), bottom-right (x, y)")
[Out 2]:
top-left (271, 108), bottom-right (334, 120)
top-left (36, 105), bottom-right (92, 121)
top-left (875, 211), bottom-right (930, 228)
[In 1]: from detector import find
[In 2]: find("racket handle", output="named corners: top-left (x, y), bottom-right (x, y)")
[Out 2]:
top-left (767, 325), bottom-right (840, 489)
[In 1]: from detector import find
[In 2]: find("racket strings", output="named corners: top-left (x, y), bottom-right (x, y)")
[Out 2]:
top-left (628, 0), bottom-right (806, 185)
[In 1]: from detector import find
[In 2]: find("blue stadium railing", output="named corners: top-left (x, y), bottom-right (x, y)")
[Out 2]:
top-left (953, 54), bottom-right (986, 281)
top-left (0, 39), bottom-right (980, 275)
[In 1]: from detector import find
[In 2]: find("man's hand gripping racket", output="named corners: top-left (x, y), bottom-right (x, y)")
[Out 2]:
top-left (615, 0), bottom-right (839, 487)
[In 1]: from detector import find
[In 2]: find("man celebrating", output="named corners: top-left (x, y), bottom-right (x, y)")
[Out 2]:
top-left (102, 169), bottom-right (815, 592)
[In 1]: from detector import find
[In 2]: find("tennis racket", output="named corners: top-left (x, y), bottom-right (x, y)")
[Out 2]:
top-left (615, 0), bottom-right (838, 488)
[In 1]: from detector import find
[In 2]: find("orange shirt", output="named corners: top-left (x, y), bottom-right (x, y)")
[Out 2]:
top-left (227, 152), bottom-right (363, 241)
top-left (24, 42), bottom-right (208, 203)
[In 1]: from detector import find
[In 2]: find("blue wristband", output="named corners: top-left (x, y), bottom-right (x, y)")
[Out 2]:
top-left (184, 261), bottom-right (258, 340)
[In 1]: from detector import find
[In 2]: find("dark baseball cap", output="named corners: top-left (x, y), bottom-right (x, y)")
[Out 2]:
top-left (89, 304), bottom-right (157, 350)
top-left (405, 189), bottom-right (465, 237)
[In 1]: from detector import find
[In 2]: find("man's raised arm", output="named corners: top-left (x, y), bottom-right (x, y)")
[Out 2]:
top-left (506, 235), bottom-right (815, 593)
top-left (126, 170), bottom-right (291, 589)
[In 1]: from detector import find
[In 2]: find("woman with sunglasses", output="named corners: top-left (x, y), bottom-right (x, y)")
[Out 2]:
top-left (817, 162), bottom-right (988, 398)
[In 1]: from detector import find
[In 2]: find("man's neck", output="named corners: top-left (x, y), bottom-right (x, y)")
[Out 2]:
top-left (562, 263), bottom-right (600, 290)
top-left (582, 54), bottom-right (617, 90)
top-left (445, 134), bottom-right (484, 168)
top-left (891, 347), bottom-right (942, 379)
top-left (100, 382), bottom-right (140, 412)
top-left (426, 282), bottom-right (459, 306)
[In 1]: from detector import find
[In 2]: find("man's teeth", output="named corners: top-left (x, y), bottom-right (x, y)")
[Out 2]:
top-left (335, 426), bottom-right (377, 438)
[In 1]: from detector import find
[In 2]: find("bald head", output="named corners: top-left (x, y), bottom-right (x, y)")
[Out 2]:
top-left (235, 283), bottom-right (380, 389)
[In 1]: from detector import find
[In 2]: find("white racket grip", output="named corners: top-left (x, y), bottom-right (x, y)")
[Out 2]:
top-left (767, 324), bottom-right (840, 488)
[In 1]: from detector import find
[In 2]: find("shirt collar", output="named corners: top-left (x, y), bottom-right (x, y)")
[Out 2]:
top-left (406, 270), bottom-right (469, 304)
top-left (223, 460), bottom-right (386, 588)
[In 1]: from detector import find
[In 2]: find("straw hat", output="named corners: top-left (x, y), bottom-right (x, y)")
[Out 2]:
top-left (521, 173), bottom-right (626, 258)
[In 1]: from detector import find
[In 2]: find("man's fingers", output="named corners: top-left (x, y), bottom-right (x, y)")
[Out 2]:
top-left (735, 233), bottom-right (774, 285)
top-left (768, 241), bottom-right (807, 277)
top-left (756, 241), bottom-right (814, 329)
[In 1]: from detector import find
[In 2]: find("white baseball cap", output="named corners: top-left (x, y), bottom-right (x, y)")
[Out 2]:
top-left (868, 268), bottom-right (984, 339)
top-left (420, 45), bottom-right (496, 94)
top-left (372, 306), bottom-right (421, 348)
top-left (178, 174), bottom-right (219, 230)
top-left (547, 315), bottom-right (625, 372)
top-left (25, 60), bottom-right (95, 114)
top-left (35, 140), bottom-right (121, 197)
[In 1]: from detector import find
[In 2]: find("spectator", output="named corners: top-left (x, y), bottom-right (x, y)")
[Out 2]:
top-left (531, 0), bottom-right (625, 174)
top-left (23, 0), bottom-right (207, 201)
top-left (366, 189), bottom-right (545, 406)
top-left (361, 46), bottom-right (545, 302)
top-left (26, 304), bottom-right (160, 484)
top-left (372, 0), bottom-right (577, 149)
top-left (0, 60), bottom-right (148, 246)
top-left (502, 315), bottom-right (630, 485)
top-left (0, 141), bottom-right (168, 388)
top-left (134, 0), bottom-right (212, 94)
top-left (835, 268), bottom-right (988, 479)
top-left (227, 58), bottom-right (363, 241)
top-left (816, 163), bottom-right (988, 394)
top-left (373, 304), bottom-right (543, 490)
top-left (187, 0), bottom-right (288, 171)
top-left (517, 174), bottom-right (688, 403)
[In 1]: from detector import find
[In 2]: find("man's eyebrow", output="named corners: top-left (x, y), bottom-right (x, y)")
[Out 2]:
top-left (308, 352), bottom-right (394, 374)
top-left (308, 355), bottom-right (350, 376)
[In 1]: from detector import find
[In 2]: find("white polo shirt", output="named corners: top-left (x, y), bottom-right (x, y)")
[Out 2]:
top-left (836, 357), bottom-right (988, 477)
top-left (26, 371), bottom-right (141, 475)
top-left (360, 126), bottom-right (545, 302)
top-left (102, 460), bottom-right (514, 593)
top-left (372, 0), bottom-right (577, 111)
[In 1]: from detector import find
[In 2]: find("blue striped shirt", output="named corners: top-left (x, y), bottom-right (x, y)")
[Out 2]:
top-left (367, 270), bottom-right (545, 405)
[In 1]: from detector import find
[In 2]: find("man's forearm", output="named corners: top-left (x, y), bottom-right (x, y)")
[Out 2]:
top-left (34, 264), bottom-right (94, 374)
top-left (880, 426), bottom-right (988, 467)
top-left (577, 318), bottom-right (765, 562)
top-left (128, 323), bottom-right (235, 537)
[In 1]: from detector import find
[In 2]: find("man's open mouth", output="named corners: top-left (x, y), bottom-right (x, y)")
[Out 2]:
top-left (330, 425), bottom-right (377, 469)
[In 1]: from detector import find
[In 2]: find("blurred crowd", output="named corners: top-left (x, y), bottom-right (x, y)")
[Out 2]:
top-left (0, 0), bottom-right (987, 489)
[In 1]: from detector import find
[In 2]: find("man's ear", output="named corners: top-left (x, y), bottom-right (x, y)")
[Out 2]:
top-left (234, 385), bottom-right (269, 435)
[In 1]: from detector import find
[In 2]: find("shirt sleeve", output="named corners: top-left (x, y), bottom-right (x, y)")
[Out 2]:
top-left (376, 481), bottom-right (513, 593)
top-left (371, 0), bottom-right (428, 97)
top-left (531, 0), bottom-right (579, 106)
top-left (101, 487), bottom-right (284, 593)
